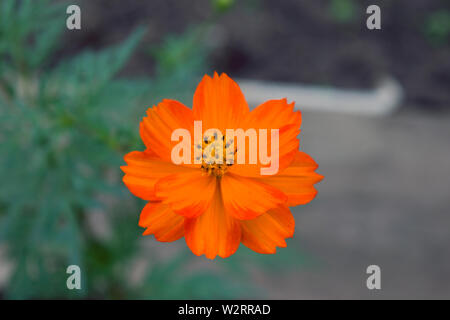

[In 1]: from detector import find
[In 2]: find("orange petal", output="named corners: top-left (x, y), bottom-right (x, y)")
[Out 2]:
top-left (229, 99), bottom-right (302, 177)
top-left (140, 99), bottom-right (195, 162)
top-left (221, 173), bottom-right (287, 220)
top-left (193, 72), bottom-right (249, 132)
top-left (240, 205), bottom-right (295, 254)
top-left (155, 171), bottom-right (216, 218)
top-left (184, 186), bottom-right (241, 259)
top-left (245, 98), bottom-right (301, 130)
top-left (258, 151), bottom-right (323, 206)
top-left (121, 151), bottom-right (195, 201)
top-left (139, 202), bottom-right (184, 242)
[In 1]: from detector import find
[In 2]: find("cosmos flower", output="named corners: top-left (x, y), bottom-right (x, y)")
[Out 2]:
top-left (121, 72), bottom-right (323, 259)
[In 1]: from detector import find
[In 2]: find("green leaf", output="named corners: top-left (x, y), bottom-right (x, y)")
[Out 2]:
top-left (51, 26), bottom-right (146, 96)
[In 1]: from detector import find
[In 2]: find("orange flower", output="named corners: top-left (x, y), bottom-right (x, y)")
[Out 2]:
top-left (121, 72), bottom-right (323, 259)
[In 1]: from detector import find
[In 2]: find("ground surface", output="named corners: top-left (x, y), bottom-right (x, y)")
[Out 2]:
top-left (256, 109), bottom-right (450, 299)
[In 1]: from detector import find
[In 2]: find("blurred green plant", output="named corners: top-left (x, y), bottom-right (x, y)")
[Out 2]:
top-left (147, 26), bottom-right (211, 104)
top-left (424, 10), bottom-right (450, 46)
top-left (328, 0), bottom-right (357, 24)
top-left (212, 0), bottom-right (235, 13)
top-left (0, 0), bottom-right (308, 300)
top-left (0, 0), bottom-right (152, 299)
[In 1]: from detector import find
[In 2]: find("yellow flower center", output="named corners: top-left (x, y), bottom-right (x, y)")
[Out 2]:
top-left (197, 132), bottom-right (236, 178)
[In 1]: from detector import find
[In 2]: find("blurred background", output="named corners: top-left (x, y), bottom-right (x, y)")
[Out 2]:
top-left (0, 0), bottom-right (449, 299)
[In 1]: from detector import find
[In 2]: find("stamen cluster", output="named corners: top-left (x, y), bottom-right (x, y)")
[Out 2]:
top-left (197, 132), bottom-right (236, 177)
